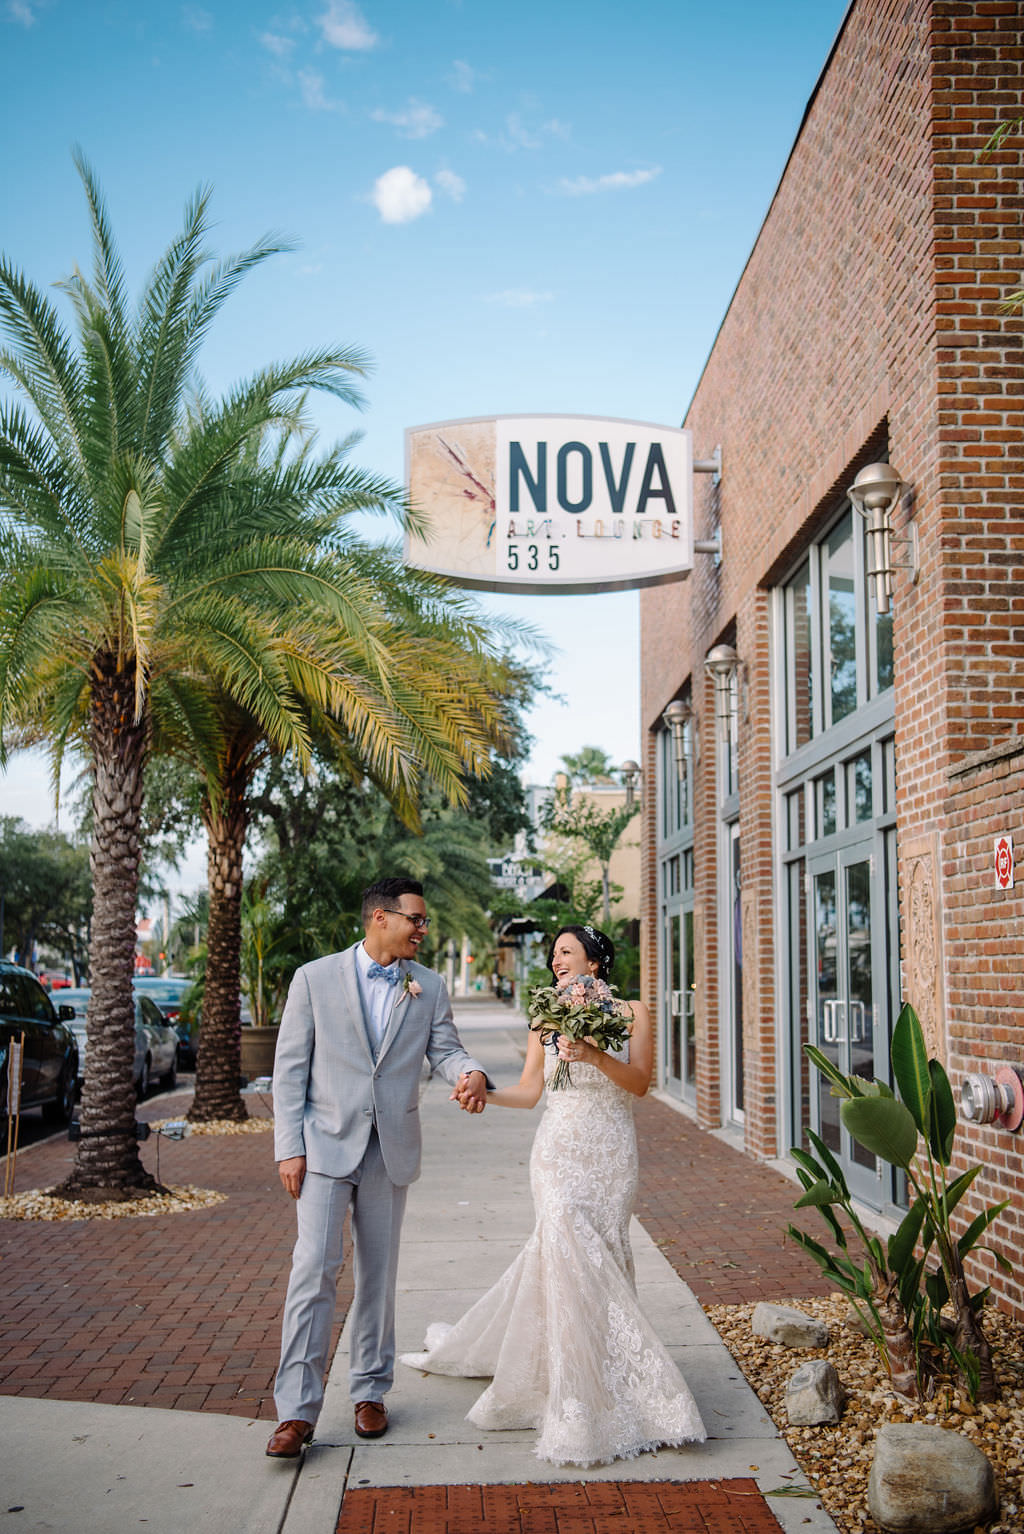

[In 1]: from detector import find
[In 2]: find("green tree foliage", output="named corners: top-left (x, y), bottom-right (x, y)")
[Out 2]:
top-left (0, 157), bottom-right (390, 1198)
top-left (0, 816), bottom-right (91, 979)
top-left (559, 744), bottom-right (615, 786)
top-left (541, 779), bottom-right (638, 925)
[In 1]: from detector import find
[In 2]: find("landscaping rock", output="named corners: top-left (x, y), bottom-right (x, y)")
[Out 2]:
top-left (751, 1301), bottom-right (829, 1348)
top-left (845, 1302), bottom-right (874, 1337)
top-left (785, 1358), bottom-right (846, 1425)
top-left (867, 1422), bottom-right (997, 1532)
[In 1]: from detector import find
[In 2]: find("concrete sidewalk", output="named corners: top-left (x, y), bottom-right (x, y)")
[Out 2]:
top-left (1, 1004), bottom-right (838, 1534)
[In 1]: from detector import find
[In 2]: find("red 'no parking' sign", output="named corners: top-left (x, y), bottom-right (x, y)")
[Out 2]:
top-left (995, 835), bottom-right (1014, 890)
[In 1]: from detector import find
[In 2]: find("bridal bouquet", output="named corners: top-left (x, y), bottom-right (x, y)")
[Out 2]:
top-left (527, 973), bottom-right (632, 1090)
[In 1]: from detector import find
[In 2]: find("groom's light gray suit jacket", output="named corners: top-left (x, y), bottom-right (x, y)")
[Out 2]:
top-left (272, 944), bottom-right (489, 1187)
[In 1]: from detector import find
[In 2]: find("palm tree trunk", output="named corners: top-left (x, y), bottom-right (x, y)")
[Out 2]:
top-left (53, 658), bottom-right (162, 1201)
top-left (950, 1257), bottom-right (997, 1402)
top-left (189, 752), bottom-right (249, 1123)
top-left (876, 1275), bottom-right (922, 1401)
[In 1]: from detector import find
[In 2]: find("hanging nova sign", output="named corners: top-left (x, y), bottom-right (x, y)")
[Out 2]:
top-left (404, 415), bottom-right (694, 594)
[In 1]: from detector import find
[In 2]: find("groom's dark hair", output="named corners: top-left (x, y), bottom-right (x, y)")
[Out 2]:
top-left (361, 876), bottom-right (424, 926)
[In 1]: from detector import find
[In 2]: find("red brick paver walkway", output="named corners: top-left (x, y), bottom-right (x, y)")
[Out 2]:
top-left (338, 1480), bottom-right (785, 1533)
top-left (2, 1071), bottom-right (829, 1533)
top-left (0, 1091), bottom-right (350, 1417)
top-left (634, 1094), bottom-right (832, 1305)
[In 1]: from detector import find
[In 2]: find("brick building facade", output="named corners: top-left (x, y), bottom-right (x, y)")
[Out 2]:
top-left (640, 0), bottom-right (1024, 1314)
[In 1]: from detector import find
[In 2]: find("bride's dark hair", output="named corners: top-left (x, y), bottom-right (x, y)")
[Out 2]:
top-left (546, 924), bottom-right (615, 982)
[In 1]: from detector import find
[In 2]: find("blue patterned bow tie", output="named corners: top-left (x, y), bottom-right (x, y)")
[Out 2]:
top-left (367, 960), bottom-right (401, 985)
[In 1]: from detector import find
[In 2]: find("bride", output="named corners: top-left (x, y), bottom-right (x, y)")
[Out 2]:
top-left (400, 924), bottom-right (706, 1468)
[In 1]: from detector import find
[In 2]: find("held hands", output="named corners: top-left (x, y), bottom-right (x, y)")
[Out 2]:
top-left (450, 1069), bottom-right (487, 1113)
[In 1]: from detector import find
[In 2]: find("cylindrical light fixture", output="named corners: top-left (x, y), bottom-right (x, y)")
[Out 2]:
top-left (847, 461), bottom-right (913, 617)
top-left (661, 700), bottom-right (691, 780)
top-left (620, 759), bottom-right (641, 808)
top-left (704, 644), bottom-right (739, 737)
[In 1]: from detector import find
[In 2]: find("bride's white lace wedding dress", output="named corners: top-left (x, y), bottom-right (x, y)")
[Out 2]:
top-left (400, 1046), bottom-right (706, 1467)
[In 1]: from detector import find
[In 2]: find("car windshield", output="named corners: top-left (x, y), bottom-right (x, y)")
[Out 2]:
top-left (133, 980), bottom-right (189, 1002)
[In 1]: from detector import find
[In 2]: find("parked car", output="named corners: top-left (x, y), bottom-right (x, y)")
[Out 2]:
top-left (132, 976), bottom-right (191, 1021)
top-left (0, 962), bottom-right (78, 1126)
top-left (59, 987), bottom-right (179, 1098)
top-left (131, 977), bottom-right (198, 1070)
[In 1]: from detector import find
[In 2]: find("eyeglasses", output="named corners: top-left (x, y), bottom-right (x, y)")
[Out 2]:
top-left (378, 908), bottom-right (431, 930)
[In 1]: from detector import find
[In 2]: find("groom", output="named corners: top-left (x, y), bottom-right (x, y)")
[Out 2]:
top-left (266, 876), bottom-right (490, 1457)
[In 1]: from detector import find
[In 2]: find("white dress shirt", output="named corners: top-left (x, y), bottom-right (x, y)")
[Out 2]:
top-left (355, 941), bottom-right (399, 1050)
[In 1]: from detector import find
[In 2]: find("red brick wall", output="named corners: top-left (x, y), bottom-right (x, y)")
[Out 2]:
top-left (640, 0), bottom-right (1024, 1313)
top-left (943, 743), bottom-right (1024, 1314)
top-left (928, 0), bottom-right (1024, 1317)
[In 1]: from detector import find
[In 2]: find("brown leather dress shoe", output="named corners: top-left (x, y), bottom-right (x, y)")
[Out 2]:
top-left (353, 1400), bottom-right (388, 1438)
top-left (265, 1419), bottom-right (314, 1457)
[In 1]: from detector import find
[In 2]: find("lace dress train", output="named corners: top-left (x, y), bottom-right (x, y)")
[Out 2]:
top-left (400, 1051), bottom-right (706, 1467)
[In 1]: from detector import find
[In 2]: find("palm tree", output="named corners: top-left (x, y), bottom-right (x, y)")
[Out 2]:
top-left (0, 156), bottom-right (383, 1200)
top-left (186, 530), bottom-right (526, 1124)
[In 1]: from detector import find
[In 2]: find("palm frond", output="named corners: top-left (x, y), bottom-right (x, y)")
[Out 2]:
top-left (0, 262), bottom-right (88, 477)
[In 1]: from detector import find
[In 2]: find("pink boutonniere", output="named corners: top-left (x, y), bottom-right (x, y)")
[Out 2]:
top-left (402, 975), bottom-right (422, 998)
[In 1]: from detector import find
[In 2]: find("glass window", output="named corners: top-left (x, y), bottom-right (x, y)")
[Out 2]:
top-left (825, 512), bottom-right (857, 727)
top-left (15, 974), bottom-right (55, 1021)
top-left (847, 751), bottom-right (873, 824)
top-left (661, 714), bottom-right (692, 838)
top-left (882, 736), bottom-right (896, 814)
top-left (786, 788), bottom-right (805, 852)
top-left (815, 770), bottom-right (837, 837)
top-left (785, 558), bottom-right (813, 752)
top-left (875, 604), bottom-right (894, 696)
top-left (0, 972), bottom-right (20, 1017)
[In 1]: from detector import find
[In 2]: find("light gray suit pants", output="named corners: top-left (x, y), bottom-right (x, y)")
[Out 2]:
top-left (273, 1129), bottom-right (408, 1423)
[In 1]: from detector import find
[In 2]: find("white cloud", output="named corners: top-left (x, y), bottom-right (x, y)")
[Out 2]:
top-left (484, 289), bottom-right (554, 308)
top-left (435, 169), bottom-right (465, 203)
top-left (558, 167), bottom-right (662, 196)
top-left (260, 30), bottom-right (294, 57)
top-left (449, 59), bottom-right (476, 93)
top-left (476, 113), bottom-right (571, 153)
top-left (7, 0), bottom-right (35, 23)
top-left (504, 113), bottom-right (542, 151)
top-left (318, 0), bottom-right (377, 50)
top-left (182, 5), bottom-right (212, 31)
top-left (299, 68), bottom-right (340, 111)
top-left (372, 166), bottom-right (432, 225)
top-left (371, 99), bottom-right (442, 139)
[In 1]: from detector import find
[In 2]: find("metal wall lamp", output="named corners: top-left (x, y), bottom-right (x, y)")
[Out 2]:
top-left (619, 760), bottom-right (642, 808)
top-left (661, 700), bottom-right (691, 782)
top-left (847, 461), bottom-right (918, 617)
top-left (704, 644), bottom-right (740, 737)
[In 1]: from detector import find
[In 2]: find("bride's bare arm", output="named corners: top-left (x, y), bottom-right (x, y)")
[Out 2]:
top-left (558, 1001), bottom-right (653, 1097)
top-left (480, 1029), bottom-right (546, 1108)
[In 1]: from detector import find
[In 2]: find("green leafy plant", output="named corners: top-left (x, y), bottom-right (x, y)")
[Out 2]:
top-left (790, 1002), bottom-right (1011, 1401)
top-left (788, 1126), bottom-right (927, 1400)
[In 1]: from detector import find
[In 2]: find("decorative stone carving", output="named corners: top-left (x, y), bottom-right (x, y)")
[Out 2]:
top-left (901, 834), bottom-right (946, 1060)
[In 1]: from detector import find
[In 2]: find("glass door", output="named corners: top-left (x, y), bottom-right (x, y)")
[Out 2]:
top-left (726, 822), bottom-right (744, 1121)
top-left (663, 907), bottom-right (696, 1102)
top-left (808, 843), bottom-right (883, 1205)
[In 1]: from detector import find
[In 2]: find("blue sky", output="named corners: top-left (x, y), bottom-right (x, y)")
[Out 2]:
top-left (2, 0), bottom-right (849, 876)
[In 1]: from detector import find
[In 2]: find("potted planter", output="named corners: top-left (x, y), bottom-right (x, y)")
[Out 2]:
top-left (239, 1024), bottom-right (280, 1079)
